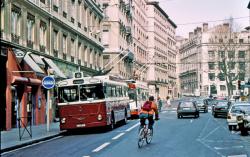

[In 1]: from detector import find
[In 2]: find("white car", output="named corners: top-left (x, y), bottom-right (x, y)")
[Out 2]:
top-left (227, 102), bottom-right (250, 131)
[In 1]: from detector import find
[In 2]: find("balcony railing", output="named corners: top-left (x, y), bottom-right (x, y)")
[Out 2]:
top-left (71, 56), bottom-right (74, 62)
top-left (63, 11), bottom-right (67, 18)
top-left (27, 40), bottom-right (34, 49)
top-left (63, 53), bottom-right (66, 60)
top-left (53, 49), bottom-right (58, 57)
top-left (11, 33), bottom-right (20, 44)
top-left (40, 45), bottom-right (46, 53)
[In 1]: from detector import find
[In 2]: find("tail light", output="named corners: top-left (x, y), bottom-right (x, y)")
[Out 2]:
top-left (61, 118), bottom-right (66, 123)
top-left (97, 114), bottom-right (102, 121)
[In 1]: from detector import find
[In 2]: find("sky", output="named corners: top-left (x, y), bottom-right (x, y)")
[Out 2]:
top-left (158, 0), bottom-right (250, 38)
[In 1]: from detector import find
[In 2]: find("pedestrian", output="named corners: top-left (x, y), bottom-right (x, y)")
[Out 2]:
top-left (166, 96), bottom-right (171, 107)
top-left (157, 97), bottom-right (163, 112)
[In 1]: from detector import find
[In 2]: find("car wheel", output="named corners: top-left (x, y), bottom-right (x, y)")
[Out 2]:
top-left (228, 125), bottom-right (233, 131)
top-left (214, 114), bottom-right (217, 118)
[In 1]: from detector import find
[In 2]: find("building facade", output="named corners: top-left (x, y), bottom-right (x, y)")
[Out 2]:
top-left (131, 0), bottom-right (148, 81)
top-left (179, 23), bottom-right (250, 98)
top-left (101, 0), bottom-right (133, 79)
top-left (0, 0), bottom-right (104, 130)
top-left (146, 1), bottom-right (177, 99)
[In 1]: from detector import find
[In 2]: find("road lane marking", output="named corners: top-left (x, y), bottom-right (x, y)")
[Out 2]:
top-left (214, 146), bottom-right (244, 150)
top-left (1, 136), bottom-right (63, 155)
top-left (227, 155), bottom-right (247, 157)
top-left (201, 126), bottom-right (220, 140)
top-left (82, 156), bottom-right (90, 157)
top-left (92, 142), bottom-right (110, 152)
top-left (112, 133), bottom-right (125, 140)
top-left (125, 122), bottom-right (140, 132)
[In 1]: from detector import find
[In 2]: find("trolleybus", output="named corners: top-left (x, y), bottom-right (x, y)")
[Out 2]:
top-left (57, 73), bottom-right (131, 130)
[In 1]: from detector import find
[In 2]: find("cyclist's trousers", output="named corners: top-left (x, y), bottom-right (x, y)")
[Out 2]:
top-left (140, 115), bottom-right (154, 129)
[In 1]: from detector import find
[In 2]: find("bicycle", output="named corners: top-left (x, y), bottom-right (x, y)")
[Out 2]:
top-left (138, 119), bottom-right (153, 148)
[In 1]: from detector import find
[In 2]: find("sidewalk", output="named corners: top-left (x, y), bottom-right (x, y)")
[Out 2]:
top-left (1, 122), bottom-right (63, 153)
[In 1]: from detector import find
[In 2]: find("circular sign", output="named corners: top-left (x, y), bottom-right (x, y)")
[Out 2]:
top-left (42, 76), bottom-right (55, 89)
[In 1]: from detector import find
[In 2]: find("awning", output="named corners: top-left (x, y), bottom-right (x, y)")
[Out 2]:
top-left (12, 76), bottom-right (41, 85)
top-left (30, 53), bottom-right (45, 67)
top-left (43, 58), bottom-right (67, 79)
top-left (23, 54), bottom-right (45, 74)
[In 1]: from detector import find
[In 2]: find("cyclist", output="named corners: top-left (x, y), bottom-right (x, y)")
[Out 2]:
top-left (139, 96), bottom-right (159, 130)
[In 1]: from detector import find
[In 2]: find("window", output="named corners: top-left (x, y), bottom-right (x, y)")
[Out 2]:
top-left (208, 62), bottom-right (215, 70)
top-left (228, 62), bottom-right (235, 70)
top-left (218, 62), bottom-right (224, 70)
top-left (71, 38), bottom-right (75, 56)
top-left (58, 86), bottom-right (79, 103)
top-left (239, 73), bottom-right (245, 81)
top-left (208, 51), bottom-right (215, 58)
top-left (228, 51), bottom-right (235, 58)
top-left (219, 51), bottom-right (225, 58)
top-left (218, 73), bottom-right (225, 81)
top-left (220, 85), bottom-right (226, 91)
top-left (229, 73), bottom-right (235, 79)
top-left (53, 30), bottom-right (58, 50)
top-left (208, 73), bottom-right (215, 81)
top-left (79, 83), bottom-right (105, 101)
top-left (27, 13), bottom-right (35, 42)
top-left (239, 62), bottom-right (245, 69)
top-left (40, 0), bottom-right (45, 4)
top-left (62, 34), bottom-right (67, 54)
top-left (232, 85), bottom-right (236, 90)
top-left (11, 8), bottom-right (20, 35)
top-left (238, 51), bottom-right (245, 58)
top-left (39, 21), bottom-right (47, 47)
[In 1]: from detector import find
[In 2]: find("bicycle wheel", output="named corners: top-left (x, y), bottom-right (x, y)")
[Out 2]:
top-left (146, 128), bottom-right (153, 144)
top-left (138, 128), bottom-right (145, 148)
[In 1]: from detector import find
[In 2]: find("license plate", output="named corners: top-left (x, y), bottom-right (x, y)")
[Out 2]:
top-left (183, 108), bottom-right (190, 110)
top-left (76, 124), bottom-right (85, 127)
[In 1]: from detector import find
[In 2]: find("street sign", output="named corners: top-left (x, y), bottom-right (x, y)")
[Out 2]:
top-left (42, 76), bottom-right (55, 89)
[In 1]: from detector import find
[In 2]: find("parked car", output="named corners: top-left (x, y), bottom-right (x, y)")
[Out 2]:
top-left (227, 102), bottom-right (250, 131)
top-left (212, 100), bottom-right (230, 118)
top-left (236, 103), bottom-right (250, 135)
top-left (177, 101), bottom-right (199, 118)
top-left (195, 99), bottom-right (208, 113)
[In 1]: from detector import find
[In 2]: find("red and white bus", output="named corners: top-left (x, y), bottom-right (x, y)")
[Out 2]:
top-left (127, 80), bottom-right (149, 118)
top-left (57, 73), bottom-right (131, 130)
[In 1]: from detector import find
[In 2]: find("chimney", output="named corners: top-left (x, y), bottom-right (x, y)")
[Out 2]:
top-left (189, 32), bottom-right (194, 39)
top-left (197, 27), bottom-right (202, 33)
top-left (203, 23), bottom-right (208, 32)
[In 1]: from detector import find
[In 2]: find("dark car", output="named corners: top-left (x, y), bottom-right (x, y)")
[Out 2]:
top-left (195, 99), bottom-right (208, 113)
top-left (212, 100), bottom-right (230, 118)
top-left (177, 101), bottom-right (199, 118)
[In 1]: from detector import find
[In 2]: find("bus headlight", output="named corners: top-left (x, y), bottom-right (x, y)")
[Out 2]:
top-left (97, 114), bottom-right (102, 121)
top-left (61, 118), bottom-right (66, 124)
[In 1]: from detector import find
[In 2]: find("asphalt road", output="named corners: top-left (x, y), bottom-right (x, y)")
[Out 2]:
top-left (2, 103), bottom-right (250, 157)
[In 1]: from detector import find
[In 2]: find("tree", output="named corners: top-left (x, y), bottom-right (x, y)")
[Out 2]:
top-left (208, 19), bottom-right (245, 99)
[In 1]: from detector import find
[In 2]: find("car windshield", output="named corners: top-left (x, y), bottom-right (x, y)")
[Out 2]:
top-left (180, 102), bottom-right (194, 107)
top-left (231, 105), bottom-right (250, 113)
top-left (216, 102), bottom-right (228, 107)
top-left (79, 83), bottom-right (105, 101)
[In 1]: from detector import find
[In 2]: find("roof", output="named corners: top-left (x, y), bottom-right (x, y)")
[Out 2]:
top-left (146, 1), bottom-right (177, 28)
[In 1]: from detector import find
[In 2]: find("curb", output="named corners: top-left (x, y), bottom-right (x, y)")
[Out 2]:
top-left (1, 131), bottom-right (65, 154)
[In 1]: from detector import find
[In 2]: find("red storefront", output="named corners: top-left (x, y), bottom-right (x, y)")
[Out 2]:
top-left (3, 48), bottom-right (46, 131)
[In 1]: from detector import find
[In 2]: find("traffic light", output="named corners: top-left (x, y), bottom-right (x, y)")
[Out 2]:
top-left (238, 80), bottom-right (241, 90)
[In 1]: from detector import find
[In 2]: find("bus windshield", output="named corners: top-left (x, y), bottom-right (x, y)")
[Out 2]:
top-left (58, 85), bottom-right (79, 103)
top-left (79, 83), bottom-right (105, 101)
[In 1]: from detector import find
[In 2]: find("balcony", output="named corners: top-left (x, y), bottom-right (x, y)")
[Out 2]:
top-left (53, 5), bottom-right (58, 12)
top-left (71, 56), bottom-right (74, 62)
top-left (63, 53), bottom-right (66, 60)
top-left (11, 33), bottom-right (20, 44)
top-left (26, 40), bottom-right (34, 49)
top-left (71, 17), bottom-right (75, 24)
top-left (53, 49), bottom-right (58, 57)
top-left (78, 22), bottom-right (81, 28)
top-left (63, 11), bottom-right (67, 18)
top-left (84, 26), bottom-right (88, 32)
top-left (40, 45), bottom-right (46, 53)
top-left (78, 59), bottom-right (81, 65)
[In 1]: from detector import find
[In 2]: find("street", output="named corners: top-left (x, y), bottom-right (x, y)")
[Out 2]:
top-left (2, 102), bottom-right (250, 157)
